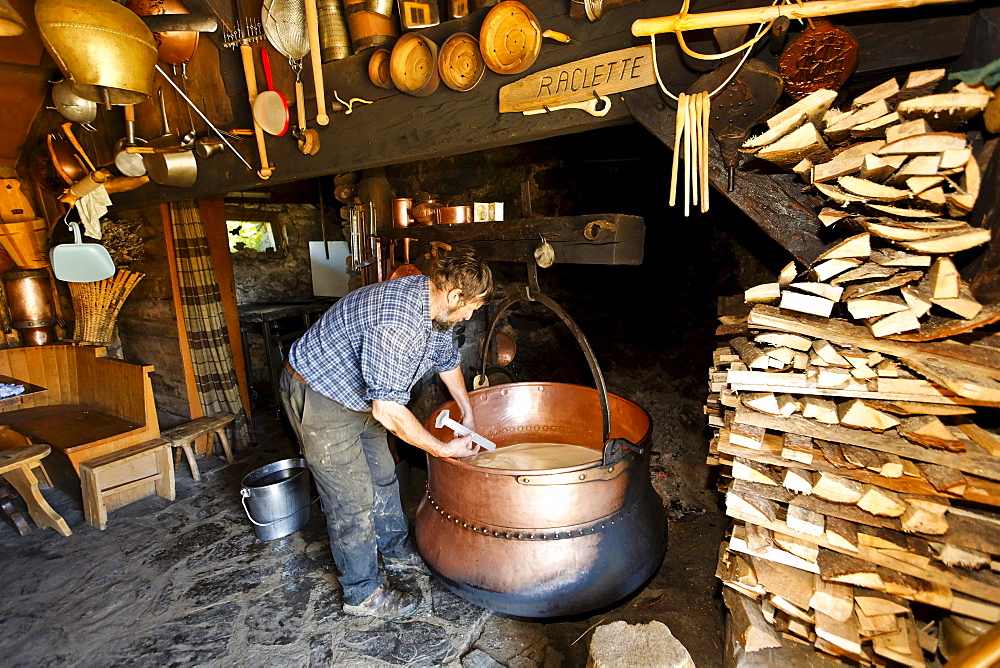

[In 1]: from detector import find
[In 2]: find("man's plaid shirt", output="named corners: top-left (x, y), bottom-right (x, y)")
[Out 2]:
top-left (288, 275), bottom-right (461, 411)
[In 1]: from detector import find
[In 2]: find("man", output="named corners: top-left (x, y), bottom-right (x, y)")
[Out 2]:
top-left (280, 246), bottom-right (493, 620)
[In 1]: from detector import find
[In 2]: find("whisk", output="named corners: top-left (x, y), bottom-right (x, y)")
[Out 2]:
top-left (262, 0), bottom-right (310, 132)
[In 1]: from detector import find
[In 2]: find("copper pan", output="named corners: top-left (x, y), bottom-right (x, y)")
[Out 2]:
top-left (46, 133), bottom-right (87, 185)
top-left (416, 382), bottom-right (666, 617)
top-left (125, 0), bottom-right (199, 67)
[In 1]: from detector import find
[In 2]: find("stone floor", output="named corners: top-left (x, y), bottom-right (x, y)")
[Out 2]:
top-left (0, 400), bottom-right (725, 667)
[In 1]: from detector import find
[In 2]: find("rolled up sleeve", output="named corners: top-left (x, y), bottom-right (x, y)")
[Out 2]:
top-left (429, 330), bottom-right (461, 373)
top-left (360, 325), bottom-right (414, 405)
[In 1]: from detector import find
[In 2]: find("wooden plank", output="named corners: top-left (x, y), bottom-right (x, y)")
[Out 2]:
top-left (726, 507), bottom-right (1000, 617)
top-left (747, 305), bottom-right (1000, 381)
top-left (379, 213), bottom-right (645, 265)
top-left (718, 428), bottom-right (1000, 507)
top-left (733, 406), bottom-right (1000, 481)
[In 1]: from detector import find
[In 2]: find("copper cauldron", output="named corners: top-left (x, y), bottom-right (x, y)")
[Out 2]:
top-left (417, 381), bottom-right (666, 617)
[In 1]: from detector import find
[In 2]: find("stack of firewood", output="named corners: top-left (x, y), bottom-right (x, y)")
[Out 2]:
top-left (707, 70), bottom-right (1000, 665)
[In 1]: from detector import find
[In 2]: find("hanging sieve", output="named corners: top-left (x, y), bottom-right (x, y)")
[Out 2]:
top-left (262, 0), bottom-right (310, 87)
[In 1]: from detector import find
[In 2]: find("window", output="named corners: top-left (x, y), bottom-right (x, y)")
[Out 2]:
top-left (227, 219), bottom-right (276, 253)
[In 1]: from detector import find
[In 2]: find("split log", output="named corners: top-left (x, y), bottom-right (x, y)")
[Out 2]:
top-left (813, 471), bottom-right (865, 503)
top-left (755, 332), bottom-right (812, 351)
top-left (885, 118), bottom-right (933, 143)
top-left (743, 111), bottom-right (808, 151)
top-left (744, 283), bottom-right (782, 303)
top-left (925, 257), bottom-right (961, 299)
top-left (755, 123), bottom-right (830, 167)
top-left (731, 336), bottom-right (771, 369)
top-left (867, 202), bottom-right (947, 218)
top-left (722, 588), bottom-right (784, 653)
top-left (812, 258), bottom-right (863, 282)
top-left (868, 309), bottom-right (922, 338)
top-left (931, 284), bottom-right (984, 320)
top-left (896, 91), bottom-right (992, 129)
top-left (826, 516), bottom-right (859, 552)
top-left (854, 591), bottom-right (910, 617)
top-left (842, 271), bottom-right (924, 301)
top-left (846, 294), bottom-right (910, 319)
top-left (779, 291), bottom-right (836, 318)
top-left (801, 397), bottom-right (840, 424)
top-left (850, 112), bottom-right (901, 139)
top-left (818, 550), bottom-right (884, 589)
top-left (837, 176), bottom-right (911, 202)
top-left (837, 399), bottom-right (901, 432)
top-left (812, 340), bottom-right (851, 367)
top-left (893, 69), bottom-right (946, 104)
top-left (900, 286), bottom-right (933, 317)
top-left (897, 415), bottom-right (967, 451)
top-left (853, 79), bottom-right (900, 108)
top-left (810, 576), bottom-right (854, 623)
top-left (857, 484), bottom-right (907, 517)
top-left (783, 468), bottom-right (816, 494)
top-left (869, 249), bottom-right (931, 267)
top-left (859, 154), bottom-right (898, 182)
top-left (830, 262), bottom-right (901, 284)
top-left (789, 282), bottom-right (844, 302)
top-left (787, 501), bottom-right (826, 537)
top-left (778, 261), bottom-right (798, 287)
top-left (877, 132), bottom-right (969, 156)
top-left (897, 227), bottom-right (991, 254)
top-left (815, 233), bottom-right (872, 262)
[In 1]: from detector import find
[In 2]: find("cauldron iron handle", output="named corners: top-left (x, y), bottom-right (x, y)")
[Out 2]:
top-left (480, 262), bottom-right (613, 443)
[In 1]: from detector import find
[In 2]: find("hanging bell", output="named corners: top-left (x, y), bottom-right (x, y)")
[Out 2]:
top-left (534, 239), bottom-right (555, 269)
top-left (35, 0), bottom-right (158, 106)
top-left (0, 0), bottom-right (27, 37)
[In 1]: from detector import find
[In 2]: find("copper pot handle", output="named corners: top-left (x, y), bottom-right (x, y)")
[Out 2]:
top-left (479, 261), bottom-right (613, 443)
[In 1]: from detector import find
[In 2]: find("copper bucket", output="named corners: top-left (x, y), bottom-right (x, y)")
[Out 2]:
top-left (2, 269), bottom-right (58, 346)
top-left (343, 0), bottom-right (397, 52)
top-left (0, 218), bottom-right (49, 269)
top-left (417, 382), bottom-right (666, 617)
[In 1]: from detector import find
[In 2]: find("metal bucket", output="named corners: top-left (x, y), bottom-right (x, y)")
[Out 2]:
top-left (240, 458), bottom-right (311, 541)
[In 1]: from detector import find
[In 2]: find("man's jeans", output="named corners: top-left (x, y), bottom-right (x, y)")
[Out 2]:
top-left (279, 369), bottom-right (412, 605)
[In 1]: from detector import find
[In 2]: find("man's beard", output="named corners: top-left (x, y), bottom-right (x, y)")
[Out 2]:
top-left (432, 305), bottom-right (462, 331)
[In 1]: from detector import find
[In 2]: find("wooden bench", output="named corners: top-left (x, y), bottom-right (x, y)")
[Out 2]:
top-left (161, 412), bottom-right (236, 481)
top-left (0, 345), bottom-right (160, 474)
top-left (0, 443), bottom-right (71, 536)
top-left (80, 438), bottom-right (173, 530)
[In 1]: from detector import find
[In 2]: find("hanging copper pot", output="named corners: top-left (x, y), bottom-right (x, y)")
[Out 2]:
top-left (125, 0), bottom-right (200, 68)
top-left (416, 382), bottom-right (667, 617)
top-left (2, 269), bottom-right (58, 346)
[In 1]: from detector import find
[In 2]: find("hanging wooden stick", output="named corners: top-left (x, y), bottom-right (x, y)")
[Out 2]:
top-left (690, 93), bottom-right (700, 209)
top-left (684, 94), bottom-right (692, 217)
top-left (670, 92), bottom-right (687, 207)
top-left (701, 91), bottom-right (711, 212)
top-left (633, 0), bottom-right (968, 37)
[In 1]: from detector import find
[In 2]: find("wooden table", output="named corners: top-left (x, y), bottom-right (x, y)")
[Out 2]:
top-left (238, 300), bottom-right (337, 408)
top-left (0, 373), bottom-right (46, 410)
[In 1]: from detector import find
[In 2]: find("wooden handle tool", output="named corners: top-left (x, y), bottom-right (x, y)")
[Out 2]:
top-left (669, 93), bottom-right (686, 207)
top-left (240, 43), bottom-right (273, 179)
top-left (304, 0), bottom-right (329, 126)
top-left (61, 122), bottom-right (97, 174)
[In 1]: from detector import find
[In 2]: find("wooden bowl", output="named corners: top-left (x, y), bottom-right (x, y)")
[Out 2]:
top-left (390, 32), bottom-right (439, 97)
top-left (479, 0), bottom-right (541, 75)
top-left (438, 32), bottom-right (485, 92)
top-left (368, 48), bottom-right (393, 89)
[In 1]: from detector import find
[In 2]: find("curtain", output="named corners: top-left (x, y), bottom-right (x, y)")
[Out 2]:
top-left (168, 200), bottom-right (251, 447)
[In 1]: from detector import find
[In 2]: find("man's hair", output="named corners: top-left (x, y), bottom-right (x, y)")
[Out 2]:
top-left (429, 246), bottom-right (494, 304)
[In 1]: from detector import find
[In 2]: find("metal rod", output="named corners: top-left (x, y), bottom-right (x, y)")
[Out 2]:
top-left (154, 64), bottom-right (254, 171)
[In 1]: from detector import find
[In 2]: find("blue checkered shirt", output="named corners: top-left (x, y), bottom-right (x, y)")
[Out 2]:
top-left (288, 275), bottom-right (461, 411)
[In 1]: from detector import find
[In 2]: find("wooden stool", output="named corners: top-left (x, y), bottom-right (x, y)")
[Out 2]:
top-left (161, 412), bottom-right (236, 482)
top-left (0, 443), bottom-right (71, 536)
top-left (80, 438), bottom-right (174, 530)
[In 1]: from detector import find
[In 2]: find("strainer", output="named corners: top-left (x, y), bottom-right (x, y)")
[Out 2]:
top-left (262, 0), bottom-right (310, 129)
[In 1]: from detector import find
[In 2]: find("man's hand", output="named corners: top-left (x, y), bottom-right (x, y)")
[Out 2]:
top-left (459, 411), bottom-right (477, 435)
top-left (437, 434), bottom-right (480, 458)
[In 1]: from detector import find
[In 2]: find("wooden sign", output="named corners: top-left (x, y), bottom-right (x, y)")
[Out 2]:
top-left (499, 45), bottom-right (655, 113)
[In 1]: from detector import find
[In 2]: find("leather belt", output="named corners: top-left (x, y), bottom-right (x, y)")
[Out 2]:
top-left (284, 361), bottom-right (306, 385)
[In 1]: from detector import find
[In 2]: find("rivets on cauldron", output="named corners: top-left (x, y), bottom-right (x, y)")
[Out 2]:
top-left (446, 514), bottom-right (451, 519)
top-left (505, 533), bottom-right (511, 538)
top-left (483, 528), bottom-right (490, 534)
top-left (471, 525), bottom-right (478, 531)
top-left (578, 474), bottom-right (586, 480)
top-left (463, 523), bottom-right (468, 528)
top-left (523, 478), bottom-right (530, 483)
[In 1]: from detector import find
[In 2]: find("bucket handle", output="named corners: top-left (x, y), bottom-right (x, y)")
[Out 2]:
top-left (240, 488), bottom-right (320, 527)
top-left (479, 261), bottom-right (612, 443)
